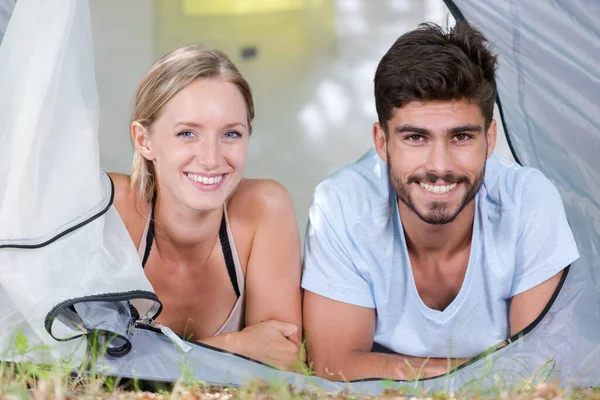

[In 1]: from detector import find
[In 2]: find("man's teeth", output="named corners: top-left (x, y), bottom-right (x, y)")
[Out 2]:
top-left (186, 173), bottom-right (223, 185)
top-left (420, 182), bottom-right (457, 194)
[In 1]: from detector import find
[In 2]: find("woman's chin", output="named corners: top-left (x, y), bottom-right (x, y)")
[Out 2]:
top-left (185, 198), bottom-right (227, 212)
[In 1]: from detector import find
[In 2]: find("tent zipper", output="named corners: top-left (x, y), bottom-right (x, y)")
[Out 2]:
top-left (134, 319), bottom-right (191, 353)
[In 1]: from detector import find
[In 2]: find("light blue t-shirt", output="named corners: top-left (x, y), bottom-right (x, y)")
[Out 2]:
top-left (301, 148), bottom-right (580, 358)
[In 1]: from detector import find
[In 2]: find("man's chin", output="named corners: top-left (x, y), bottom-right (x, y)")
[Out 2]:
top-left (411, 204), bottom-right (462, 225)
top-left (420, 215), bottom-right (458, 225)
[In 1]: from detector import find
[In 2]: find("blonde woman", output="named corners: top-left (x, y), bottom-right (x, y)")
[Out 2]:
top-left (109, 45), bottom-right (302, 371)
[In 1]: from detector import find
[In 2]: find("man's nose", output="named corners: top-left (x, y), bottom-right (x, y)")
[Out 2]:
top-left (424, 141), bottom-right (453, 178)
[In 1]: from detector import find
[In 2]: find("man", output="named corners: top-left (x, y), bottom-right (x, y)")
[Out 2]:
top-left (301, 21), bottom-right (580, 381)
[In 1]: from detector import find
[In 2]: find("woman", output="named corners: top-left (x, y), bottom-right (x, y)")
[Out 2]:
top-left (109, 44), bottom-right (303, 371)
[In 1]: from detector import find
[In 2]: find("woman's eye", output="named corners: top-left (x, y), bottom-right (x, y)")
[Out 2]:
top-left (177, 130), bottom-right (195, 139)
top-left (223, 130), bottom-right (241, 139)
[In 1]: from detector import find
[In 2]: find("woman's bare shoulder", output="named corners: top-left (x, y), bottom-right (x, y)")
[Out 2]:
top-left (229, 178), bottom-right (295, 219)
top-left (108, 172), bottom-right (149, 244)
top-left (109, 173), bottom-right (137, 211)
top-left (226, 178), bottom-right (298, 247)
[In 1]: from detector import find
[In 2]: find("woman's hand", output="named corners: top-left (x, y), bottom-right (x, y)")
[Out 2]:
top-left (234, 320), bottom-right (303, 371)
top-left (200, 320), bottom-right (304, 372)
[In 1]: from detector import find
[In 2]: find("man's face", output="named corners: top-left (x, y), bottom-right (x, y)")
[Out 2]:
top-left (373, 100), bottom-right (497, 225)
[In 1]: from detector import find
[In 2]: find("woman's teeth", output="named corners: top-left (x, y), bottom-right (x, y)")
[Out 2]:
top-left (420, 182), bottom-right (457, 194)
top-left (186, 173), bottom-right (223, 185)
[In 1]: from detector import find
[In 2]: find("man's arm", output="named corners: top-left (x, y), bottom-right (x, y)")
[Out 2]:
top-left (509, 170), bottom-right (578, 336)
top-left (509, 269), bottom-right (564, 336)
top-left (303, 291), bottom-right (466, 381)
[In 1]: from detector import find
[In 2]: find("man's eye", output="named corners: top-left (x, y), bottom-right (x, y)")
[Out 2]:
top-left (454, 134), bottom-right (472, 141)
top-left (406, 135), bottom-right (424, 142)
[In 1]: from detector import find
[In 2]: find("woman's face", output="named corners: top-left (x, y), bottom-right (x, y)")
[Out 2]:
top-left (139, 78), bottom-right (250, 212)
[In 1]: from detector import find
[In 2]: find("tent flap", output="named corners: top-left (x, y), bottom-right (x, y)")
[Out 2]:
top-left (0, 0), bottom-right (161, 363)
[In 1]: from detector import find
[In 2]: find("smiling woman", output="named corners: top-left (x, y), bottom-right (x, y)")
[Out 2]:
top-left (108, 45), bottom-right (303, 372)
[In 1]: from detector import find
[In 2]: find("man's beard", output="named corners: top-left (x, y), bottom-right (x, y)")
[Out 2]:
top-left (388, 153), bottom-right (486, 225)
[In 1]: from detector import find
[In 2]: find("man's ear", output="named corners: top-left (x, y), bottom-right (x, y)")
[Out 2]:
top-left (486, 119), bottom-right (497, 159)
top-left (131, 121), bottom-right (153, 160)
top-left (373, 122), bottom-right (388, 163)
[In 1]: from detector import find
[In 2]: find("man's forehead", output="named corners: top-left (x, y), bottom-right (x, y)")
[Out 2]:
top-left (390, 99), bottom-right (485, 125)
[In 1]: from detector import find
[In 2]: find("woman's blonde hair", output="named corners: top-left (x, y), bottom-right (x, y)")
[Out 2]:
top-left (129, 44), bottom-right (255, 204)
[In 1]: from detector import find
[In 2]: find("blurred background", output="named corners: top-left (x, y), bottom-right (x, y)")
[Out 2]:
top-left (89, 0), bottom-right (515, 242)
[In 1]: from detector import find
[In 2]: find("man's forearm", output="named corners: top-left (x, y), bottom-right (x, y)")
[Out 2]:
top-left (315, 351), bottom-right (467, 381)
top-left (391, 353), bottom-right (468, 380)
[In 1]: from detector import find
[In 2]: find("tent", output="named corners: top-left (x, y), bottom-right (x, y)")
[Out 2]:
top-left (0, 0), bottom-right (598, 395)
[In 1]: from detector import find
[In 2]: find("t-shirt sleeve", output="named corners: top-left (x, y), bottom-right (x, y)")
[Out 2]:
top-left (510, 170), bottom-right (580, 297)
top-left (301, 195), bottom-right (375, 308)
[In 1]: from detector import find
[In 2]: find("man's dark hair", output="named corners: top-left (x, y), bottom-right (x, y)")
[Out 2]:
top-left (374, 21), bottom-right (498, 133)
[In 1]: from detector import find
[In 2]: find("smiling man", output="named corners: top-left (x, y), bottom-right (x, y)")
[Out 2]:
top-left (301, 22), bottom-right (580, 381)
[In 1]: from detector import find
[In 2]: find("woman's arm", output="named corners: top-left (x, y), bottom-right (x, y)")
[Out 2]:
top-left (241, 179), bottom-right (303, 337)
top-left (213, 179), bottom-right (303, 370)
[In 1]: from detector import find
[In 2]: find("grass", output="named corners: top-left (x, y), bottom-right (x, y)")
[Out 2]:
top-left (1, 333), bottom-right (599, 399)
top-left (1, 363), bottom-right (599, 400)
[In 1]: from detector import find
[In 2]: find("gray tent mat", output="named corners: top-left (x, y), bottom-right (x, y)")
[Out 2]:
top-left (97, 257), bottom-right (600, 395)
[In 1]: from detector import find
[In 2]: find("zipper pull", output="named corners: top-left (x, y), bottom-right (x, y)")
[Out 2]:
top-left (132, 317), bottom-right (152, 334)
top-left (127, 319), bottom-right (136, 336)
top-left (128, 303), bottom-right (141, 336)
top-left (159, 325), bottom-right (192, 353)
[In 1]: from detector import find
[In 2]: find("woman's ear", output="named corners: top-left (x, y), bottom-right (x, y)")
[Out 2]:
top-left (131, 121), bottom-right (153, 160)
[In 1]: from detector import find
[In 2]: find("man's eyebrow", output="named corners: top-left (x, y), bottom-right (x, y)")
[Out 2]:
top-left (394, 125), bottom-right (431, 135)
top-left (447, 124), bottom-right (483, 135)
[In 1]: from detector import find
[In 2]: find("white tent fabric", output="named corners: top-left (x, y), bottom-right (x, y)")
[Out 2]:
top-left (0, 0), bottom-right (598, 395)
top-left (444, 0), bottom-right (600, 293)
top-left (0, 0), bottom-right (15, 45)
top-left (0, 0), bottom-right (160, 362)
